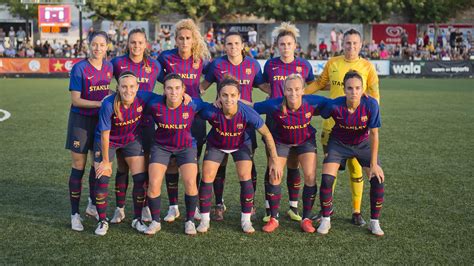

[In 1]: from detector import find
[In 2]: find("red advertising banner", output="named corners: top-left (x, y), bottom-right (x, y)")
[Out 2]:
top-left (38, 5), bottom-right (71, 27)
top-left (372, 24), bottom-right (417, 45)
top-left (49, 58), bottom-right (82, 73)
top-left (0, 58), bottom-right (49, 74)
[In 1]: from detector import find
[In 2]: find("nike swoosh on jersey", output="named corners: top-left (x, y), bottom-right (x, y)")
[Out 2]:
top-left (156, 113), bottom-right (163, 116)
top-left (272, 67), bottom-right (279, 70)
top-left (120, 66), bottom-right (127, 69)
top-left (169, 63), bottom-right (176, 66)
top-left (220, 71), bottom-right (228, 74)
top-left (87, 76), bottom-right (94, 80)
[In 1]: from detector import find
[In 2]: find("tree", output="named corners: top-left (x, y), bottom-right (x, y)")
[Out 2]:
top-left (0, 0), bottom-right (38, 19)
top-left (164, 0), bottom-right (248, 23)
top-left (401, 0), bottom-right (473, 23)
top-left (85, 0), bottom-right (165, 21)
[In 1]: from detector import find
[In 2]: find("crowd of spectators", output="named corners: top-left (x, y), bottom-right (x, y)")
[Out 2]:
top-left (1, 25), bottom-right (473, 61)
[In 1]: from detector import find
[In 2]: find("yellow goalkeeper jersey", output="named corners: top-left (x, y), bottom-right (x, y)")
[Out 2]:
top-left (305, 55), bottom-right (380, 101)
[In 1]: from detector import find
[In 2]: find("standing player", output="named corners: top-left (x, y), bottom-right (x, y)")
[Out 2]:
top-left (200, 31), bottom-right (269, 220)
top-left (66, 31), bottom-right (113, 231)
top-left (316, 71), bottom-right (385, 236)
top-left (262, 22), bottom-right (315, 222)
top-left (93, 71), bottom-right (152, 236)
top-left (158, 19), bottom-right (210, 222)
top-left (243, 74), bottom-right (329, 233)
top-left (144, 74), bottom-right (205, 236)
top-left (110, 28), bottom-right (163, 224)
top-left (306, 29), bottom-right (380, 226)
top-left (196, 76), bottom-right (281, 234)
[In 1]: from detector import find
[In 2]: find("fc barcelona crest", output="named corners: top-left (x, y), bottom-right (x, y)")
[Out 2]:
top-left (193, 62), bottom-right (200, 69)
top-left (137, 106), bottom-right (143, 112)
top-left (361, 116), bottom-right (368, 122)
top-left (237, 123), bottom-right (244, 129)
top-left (145, 66), bottom-right (151, 73)
top-left (182, 112), bottom-right (189, 119)
top-left (305, 112), bottom-right (311, 118)
top-left (73, 141), bottom-right (80, 148)
top-left (296, 66), bottom-right (302, 73)
top-left (246, 68), bottom-right (252, 75)
top-left (95, 151), bottom-right (101, 158)
top-left (107, 72), bottom-right (112, 78)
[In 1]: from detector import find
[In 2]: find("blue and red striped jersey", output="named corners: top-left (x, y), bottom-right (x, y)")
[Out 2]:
top-left (158, 48), bottom-right (209, 98)
top-left (200, 102), bottom-right (264, 150)
top-left (111, 55), bottom-right (163, 92)
top-left (263, 57), bottom-right (314, 98)
top-left (96, 91), bottom-right (154, 147)
top-left (320, 96), bottom-right (381, 145)
top-left (111, 55), bottom-right (163, 127)
top-left (146, 95), bottom-right (205, 151)
top-left (254, 95), bottom-right (329, 145)
top-left (205, 55), bottom-right (264, 102)
top-left (69, 59), bottom-right (113, 116)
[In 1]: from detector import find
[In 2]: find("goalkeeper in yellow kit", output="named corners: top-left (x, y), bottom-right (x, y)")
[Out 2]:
top-left (306, 29), bottom-right (380, 226)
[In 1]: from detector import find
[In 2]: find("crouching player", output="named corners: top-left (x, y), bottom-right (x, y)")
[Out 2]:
top-left (93, 71), bottom-right (152, 236)
top-left (317, 71), bottom-right (385, 236)
top-left (196, 76), bottom-right (280, 234)
top-left (243, 74), bottom-right (329, 233)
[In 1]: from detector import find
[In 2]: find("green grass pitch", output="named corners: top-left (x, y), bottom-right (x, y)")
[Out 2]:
top-left (0, 78), bottom-right (473, 264)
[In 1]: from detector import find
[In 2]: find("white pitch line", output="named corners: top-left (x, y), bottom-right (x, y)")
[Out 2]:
top-left (0, 109), bottom-right (11, 122)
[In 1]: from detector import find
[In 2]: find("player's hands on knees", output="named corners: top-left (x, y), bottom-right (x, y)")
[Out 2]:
top-left (183, 93), bottom-right (192, 105)
top-left (268, 159), bottom-right (283, 182)
top-left (369, 165), bottom-right (384, 183)
top-left (96, 161), bottom-right (112, 178)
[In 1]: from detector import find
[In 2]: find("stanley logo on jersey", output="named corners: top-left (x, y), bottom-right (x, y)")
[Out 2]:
top-left (361, 116), bottom-right (368, 122)
top-left (182, 112), bottom-right (189, 119)
top-left (305, 112), bottom-right (311, 118)
top-left (236, 123), bottom-right (244, 129)
top-left (296, 66), bottom-right (302, 73)
top-left (137, 106), bottom-right (143, 113)
top-left (246, 68), bottom-right (252, 75)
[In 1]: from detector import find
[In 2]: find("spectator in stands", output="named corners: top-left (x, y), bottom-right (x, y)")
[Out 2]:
top-left (248, 27), bottom-right (257, 45)
top-left (0, 42), bottom-right (4, 57)
top-left (8, 27), bottom-right (15, 49)
top-left (63, 40), bottom-right (72, 57)
top-left (26, 44), bottom-right (34, 58)
top-left (455, 28), bottom-right (463, 50)
top-left (416, 33), bottom-right (424, 49)
top-left (16, 27), bottom-right (26, 50)
top-left (401, 29), bottom-right (408, 48)
top-left (34, 40), bottom-right (43, 57)
top-left (379, 47), bottom-right (389, 59)
top-left (0, 28), bottom-right (5, 47)
top-left (449, 28), bottom-right (456, 50)
top-left (216, 27), bottom-right (226, 44)
top-left (5, 45), bottom-right (15, 57)
top-left (378, 40), bottom-right (386, 51)
top-left (310, 46), bottom-right (318, 59)
top-left (369, 40), bottom-right (377, 53)
top-left (205, 27), bottom-right (214, 44)
top-left (43, 40), bottom-right (52, 57)
top-left (392, 44), bottom-right (401, 59)
top-left (162, 38), bottom-right (173, 51)
top-left (151, 40), bottom-right (161, 54)
top-left (18, 45), bottom-right (26, 57)
top-left (107, 24), bottom-right (116, 43)
top-left (423, 31), bottom-right (430, 48)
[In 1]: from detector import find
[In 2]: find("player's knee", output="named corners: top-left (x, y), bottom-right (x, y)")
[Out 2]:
top-left (321, 174), bottom-right (335, 188)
